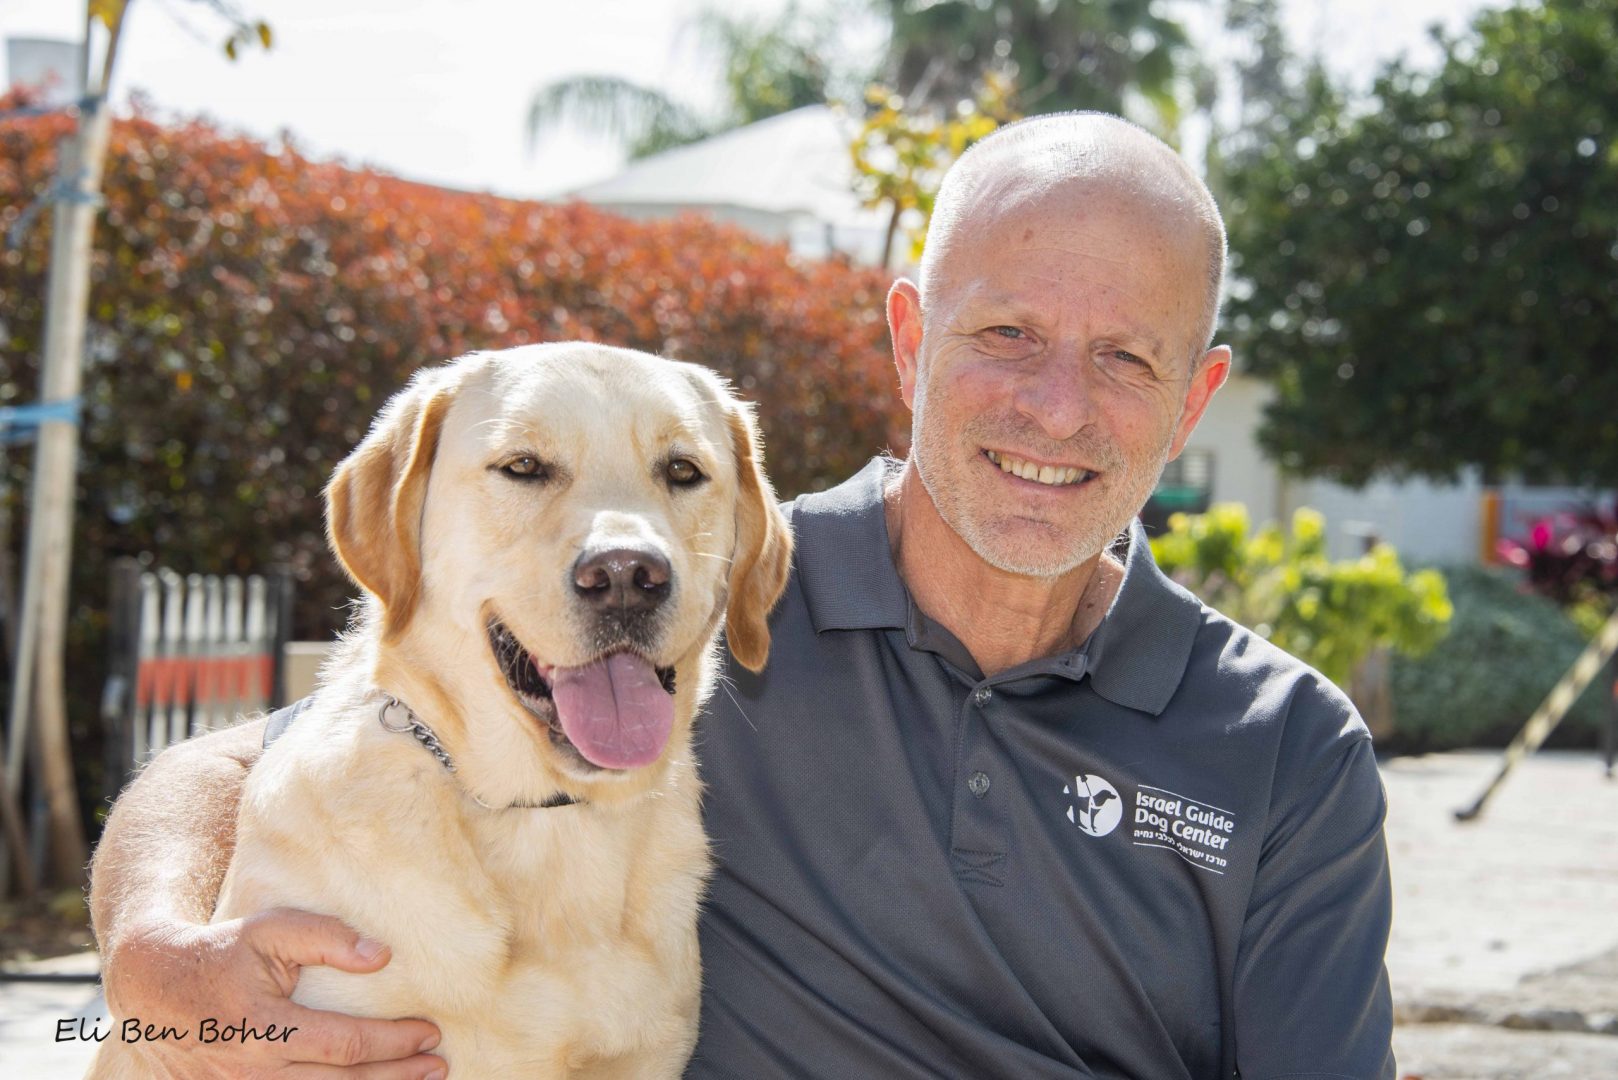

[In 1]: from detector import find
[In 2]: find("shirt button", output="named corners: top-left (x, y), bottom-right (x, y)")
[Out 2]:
top-left (973, 686), bottom-right (992, 706)
top-left (968, 771), bottom-right (991, 798)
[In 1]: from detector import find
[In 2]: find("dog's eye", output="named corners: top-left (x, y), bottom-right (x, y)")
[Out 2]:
top-left (666, 458), bottom-right (704, 486)
top-left (499, 456), bottom-right (547, 480)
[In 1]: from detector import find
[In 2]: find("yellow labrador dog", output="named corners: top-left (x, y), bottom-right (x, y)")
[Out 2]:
top-left (91, 343), bottom-right (792, 1078)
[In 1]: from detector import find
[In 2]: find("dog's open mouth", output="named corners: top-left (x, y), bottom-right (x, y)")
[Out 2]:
top-left (488, 619), bottom-right (676, 772)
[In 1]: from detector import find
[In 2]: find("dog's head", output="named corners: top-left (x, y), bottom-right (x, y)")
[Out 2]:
top-left (326, 344), bottom-right (792, 804)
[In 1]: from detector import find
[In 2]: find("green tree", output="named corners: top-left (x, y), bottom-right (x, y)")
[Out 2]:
top-left (1210, 0), bottom-right (1293, 161)
top-left (874, 0), bottom-right (1192, 132)
top-left (1219, 0), bottom-right (1618, 485)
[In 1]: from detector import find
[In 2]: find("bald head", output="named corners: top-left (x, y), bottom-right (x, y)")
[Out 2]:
top-left (919, 112), bottom-right (1227, 357)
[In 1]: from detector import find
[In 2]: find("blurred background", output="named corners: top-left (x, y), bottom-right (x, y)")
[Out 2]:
top-left (1, 1), bottom-right (1615, 1075)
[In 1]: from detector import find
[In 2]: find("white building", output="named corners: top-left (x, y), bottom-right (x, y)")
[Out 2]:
top-left (1177, 374), bottom-right (1605, 563)
top-left (4, 36), bottom-right (82, 107)
top-left (564, 105), bottom-right (895, 265)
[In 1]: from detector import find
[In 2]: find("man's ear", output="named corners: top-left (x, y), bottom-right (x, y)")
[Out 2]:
top-left (723, 399), bottom-right (793, 673)
top-left (887, 278), bottom-right (924, 412)
top-left (326, 374), bottom-right (456, 640)
top-left (1168, 345), bottom-right (1231, 460)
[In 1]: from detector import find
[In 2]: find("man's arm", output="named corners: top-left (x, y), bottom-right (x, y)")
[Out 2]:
top-left (90, 716), bottom-right (266, 940)
top-left (89, 718), bottom-right (447, 1079)
top-left (1232, 727), bottom-right (1396, 1080)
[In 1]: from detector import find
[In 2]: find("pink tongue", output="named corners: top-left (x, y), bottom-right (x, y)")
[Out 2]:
top-left (549, 652), bottom-right (673, 770)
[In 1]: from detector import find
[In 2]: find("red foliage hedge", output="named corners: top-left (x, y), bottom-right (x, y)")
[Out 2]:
top-left (0, 103), bottom-right (905, 655)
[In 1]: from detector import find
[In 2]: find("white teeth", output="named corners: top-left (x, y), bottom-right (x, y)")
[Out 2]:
top-left (985, 450), bottom-right (1091, 487)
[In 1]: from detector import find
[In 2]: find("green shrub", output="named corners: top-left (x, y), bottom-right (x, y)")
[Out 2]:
top-left (1151, 504), bottom-right (1453, 687)
top-left (1385, 565), bottom-right (1610, 753)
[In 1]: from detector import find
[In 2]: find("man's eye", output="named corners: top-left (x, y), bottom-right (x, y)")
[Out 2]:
top-left (990, 326), bottom-right (1025, 339)
top-left (1112, 350), bottom-right (1147, 366)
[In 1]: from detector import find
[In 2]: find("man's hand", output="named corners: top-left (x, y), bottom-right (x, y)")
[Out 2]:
top-left (102, 908), bottom-right (445, 1079)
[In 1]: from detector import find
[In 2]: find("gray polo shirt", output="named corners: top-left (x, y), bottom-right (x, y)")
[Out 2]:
top-left (689, 457), bottom-right (1394, 1080)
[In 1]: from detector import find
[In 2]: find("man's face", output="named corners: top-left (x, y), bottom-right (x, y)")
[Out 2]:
top-left (892, 186), bottom-right (1228, 578)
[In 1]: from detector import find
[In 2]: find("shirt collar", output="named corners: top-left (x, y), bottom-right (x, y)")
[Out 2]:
top-left (1083, 512), bottom-right (1205, 716)
top-left (792, 457), bottom-right (911, 633)
top-left (793, 457), bottom-right (1204, 716)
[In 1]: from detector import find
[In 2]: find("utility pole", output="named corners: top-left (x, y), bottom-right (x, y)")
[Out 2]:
top-left (5, 2), bottom-right (128, 886)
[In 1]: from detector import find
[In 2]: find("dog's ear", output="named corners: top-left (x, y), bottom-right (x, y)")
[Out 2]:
top-left (724, 398), bottom-right (793, 673)
top-left (326, 374), bottom-right (455, 640)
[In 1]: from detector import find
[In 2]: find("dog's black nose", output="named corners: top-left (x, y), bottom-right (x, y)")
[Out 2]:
top-left (572, 548), bottom-right (671, 612)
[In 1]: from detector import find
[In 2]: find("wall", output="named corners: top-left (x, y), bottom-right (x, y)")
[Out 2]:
top-left (1180, 371), bottom-right (1282, 524)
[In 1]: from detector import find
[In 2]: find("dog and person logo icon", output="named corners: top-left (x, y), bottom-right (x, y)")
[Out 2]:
top-left (1064, 773), bottom-right (1124, 837)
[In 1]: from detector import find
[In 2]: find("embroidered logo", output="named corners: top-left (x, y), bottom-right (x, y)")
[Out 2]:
top-left (1064, 773), bottom-right (1122, 837)
top-left (1130, 784), bottom-right (1237, 875)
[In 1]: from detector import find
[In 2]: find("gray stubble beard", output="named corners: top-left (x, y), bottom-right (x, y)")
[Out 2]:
top-left (910, 403), bottom-right (1171, 579)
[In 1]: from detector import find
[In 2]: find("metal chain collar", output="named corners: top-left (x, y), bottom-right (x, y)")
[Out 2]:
top-left (376, 694), bottom-right (579, 810)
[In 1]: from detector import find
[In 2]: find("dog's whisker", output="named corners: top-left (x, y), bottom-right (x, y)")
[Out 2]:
top-left (719, 680), bottom-right (758, 734)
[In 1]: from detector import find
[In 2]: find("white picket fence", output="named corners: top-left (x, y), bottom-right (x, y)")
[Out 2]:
top-left (102, 560), bottom-right (291, 787)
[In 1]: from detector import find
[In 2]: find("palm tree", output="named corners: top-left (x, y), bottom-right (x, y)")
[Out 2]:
top-left (527, 4), bottom-right (852, 160)
top-left (527, 76), bottom-right (712, 160)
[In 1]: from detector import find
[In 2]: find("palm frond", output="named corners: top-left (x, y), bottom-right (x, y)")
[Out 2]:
top-left (527, 75), bottom-right (709, 157)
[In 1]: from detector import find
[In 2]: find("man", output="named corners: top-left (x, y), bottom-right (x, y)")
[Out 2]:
top-left (90, 113), bottom-right (1395, 1078)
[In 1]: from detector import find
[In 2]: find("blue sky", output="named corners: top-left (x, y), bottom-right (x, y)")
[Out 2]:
top-left (1, 0), bottom-right (1493, 199)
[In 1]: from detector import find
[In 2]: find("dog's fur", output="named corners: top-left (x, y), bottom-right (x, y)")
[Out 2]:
top-left (91, 344), bottom-right (792, 1077)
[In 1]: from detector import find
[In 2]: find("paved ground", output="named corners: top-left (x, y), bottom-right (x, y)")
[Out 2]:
top-left (0, 951), bottom-right (103, 1077)
top-left (1384, 749), bottom-right (1618, 1077)
top-left (3, 749), bottom-right (1616, 1077)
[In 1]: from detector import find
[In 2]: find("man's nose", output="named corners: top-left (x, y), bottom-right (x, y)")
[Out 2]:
top-left (572, 547), bottom-right (672, 613)
top-left (1013, 351), bottom-right (1099, 441)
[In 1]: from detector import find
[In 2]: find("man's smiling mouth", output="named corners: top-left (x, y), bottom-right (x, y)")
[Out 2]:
top-left (984, 449), bottom-right (1097, 487)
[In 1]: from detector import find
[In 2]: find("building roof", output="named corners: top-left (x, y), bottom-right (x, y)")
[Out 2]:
top-left (568, 105), bottom-right (886, 229)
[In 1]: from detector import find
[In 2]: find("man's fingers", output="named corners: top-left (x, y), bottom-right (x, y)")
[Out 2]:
top-left (285, 1004), bottom-right (442, 1067)
top-left (287, 1054), bottom-right (447, 1080)
top-left (246, 908), bottom-right (393, 973)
